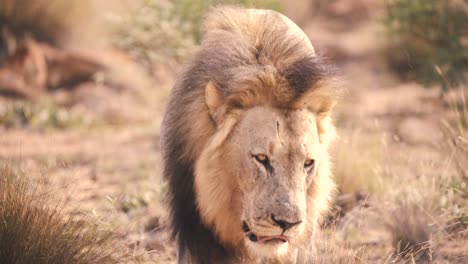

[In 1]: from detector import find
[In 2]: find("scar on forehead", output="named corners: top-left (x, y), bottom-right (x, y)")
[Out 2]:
top-left (269, 142), bottom-right (275, 154)
top-left (276, 120), bottom-right (284, 145)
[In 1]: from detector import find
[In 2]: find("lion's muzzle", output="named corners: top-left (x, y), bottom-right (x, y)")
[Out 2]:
top-left (242, 221), bottom-right (290, 244)
top-left (271, 214), bottom-right (303, 231)
top-left (247, 189), bottom-right (306, 230)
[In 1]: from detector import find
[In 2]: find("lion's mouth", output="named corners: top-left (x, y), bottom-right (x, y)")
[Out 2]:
top-left (242, 221), bottom-right (290, 244)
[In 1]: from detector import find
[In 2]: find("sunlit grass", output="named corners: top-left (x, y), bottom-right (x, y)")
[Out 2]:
top-left (332, 128), bottom-right (385, 195)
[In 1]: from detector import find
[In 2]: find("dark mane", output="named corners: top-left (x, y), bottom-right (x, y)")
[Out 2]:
top-left (161, 139), bottom-right (231, 262)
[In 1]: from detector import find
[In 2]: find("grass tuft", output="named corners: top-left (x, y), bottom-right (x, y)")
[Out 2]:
top-left (0, 163), bottom-right (128, 264)
top-left (441, 89), bottom-right (468, 233)
top-left (384, 201), bottom-right (434, 263)
top-left (311, 235), bottom-right (365, 264)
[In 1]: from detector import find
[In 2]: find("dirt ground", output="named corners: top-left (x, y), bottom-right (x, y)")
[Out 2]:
top-left (0, 2), bottom-right (467, 263)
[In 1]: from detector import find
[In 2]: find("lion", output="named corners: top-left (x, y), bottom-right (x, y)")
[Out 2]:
top-left (160, 6), bottom-right (341, 263)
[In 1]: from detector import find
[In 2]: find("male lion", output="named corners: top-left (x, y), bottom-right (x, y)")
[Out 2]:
top-left (161, 6), bottom-right (341, 264)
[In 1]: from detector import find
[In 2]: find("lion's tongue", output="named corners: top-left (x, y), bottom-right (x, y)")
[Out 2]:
top-left (257, 235), bottom-right (289, 244)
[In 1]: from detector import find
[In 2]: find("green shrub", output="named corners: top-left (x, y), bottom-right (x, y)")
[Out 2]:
top-left (170, 0), bottom-right (281, 42)
top-left (0, 101), bottom-right (84, 129)
top-left (385, 0), bottom-right (468, 92)
top-left (113, 0), bottom-right (281, 68)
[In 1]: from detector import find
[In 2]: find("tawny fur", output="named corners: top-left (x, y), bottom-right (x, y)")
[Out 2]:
top-left (161, 6), bottom-right (341, 264)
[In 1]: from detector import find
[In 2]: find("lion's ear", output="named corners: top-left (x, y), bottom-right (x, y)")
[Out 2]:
top-left (205, 81), bottom-right (223, 119)
top-left (292, 78), bottom-right (341, 115)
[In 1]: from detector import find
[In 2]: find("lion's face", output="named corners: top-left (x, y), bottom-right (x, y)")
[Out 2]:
top-left (224, 106), bottom-right (324, 257)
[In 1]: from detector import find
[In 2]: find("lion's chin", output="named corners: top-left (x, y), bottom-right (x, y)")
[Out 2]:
top-left (245, 238), bottom-right (290, 258)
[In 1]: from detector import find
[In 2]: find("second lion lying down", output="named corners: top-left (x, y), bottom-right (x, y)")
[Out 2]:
top-left (161, 6), bottom-right (341, 264)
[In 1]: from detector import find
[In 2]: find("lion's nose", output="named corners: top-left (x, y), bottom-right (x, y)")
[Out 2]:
top-left (271, 214), bottom-right (303, 231)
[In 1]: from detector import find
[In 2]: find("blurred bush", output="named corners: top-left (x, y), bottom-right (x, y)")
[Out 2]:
top-left (0, 101), bottom-right (84, 129)
top-left (385, 0), bottom-right (468, 92)
top-left (113, 0), bottom-right (281, 69)
top-left (0, 0), bottom-right (102, 46)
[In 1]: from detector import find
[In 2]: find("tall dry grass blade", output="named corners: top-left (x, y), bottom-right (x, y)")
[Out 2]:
top-left (384, 202), bottom-right (434, 263)
top-left (0, 164), bottom-right (128, 264)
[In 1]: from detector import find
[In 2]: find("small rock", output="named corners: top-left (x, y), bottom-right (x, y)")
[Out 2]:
top-left (145, 215), bottom-right (162, 232)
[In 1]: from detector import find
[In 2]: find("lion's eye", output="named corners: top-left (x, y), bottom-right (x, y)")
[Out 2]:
top-left (304, 159), bottom-right (315, 169)
top-left (254, 154), bottom-right (269, 164)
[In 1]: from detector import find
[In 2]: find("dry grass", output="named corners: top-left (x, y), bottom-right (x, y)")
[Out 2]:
top-left (330, 90), bottom-right (468, 263)
top-left (332, 127), bottom-right (384, 195)
top-left (384, 201), bottom-right (434, 263)
top-left (441, 90), bottom-right (468, 234)
top-left (0, 164), bottom-right (128, 264)
top-left (312, 236), bottom-right (366, 264)
top-left (379, 92), bottom-right (468, 262)
top-left (442, 90), bottom-right (468, 179)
